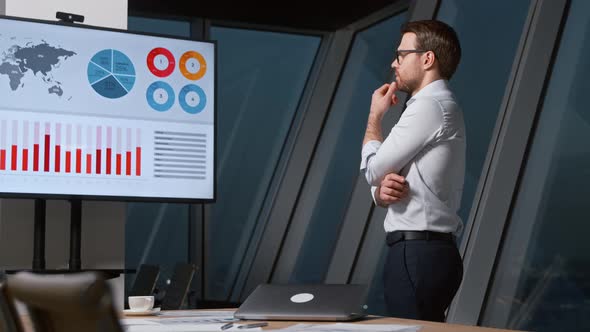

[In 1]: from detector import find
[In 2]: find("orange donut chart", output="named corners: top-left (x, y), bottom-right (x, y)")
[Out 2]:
top-left (179, 51), bottom-right (207, 80)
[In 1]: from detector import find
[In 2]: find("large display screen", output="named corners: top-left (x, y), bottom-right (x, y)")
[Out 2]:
top-left (0, 16), bottom-right (215, 202)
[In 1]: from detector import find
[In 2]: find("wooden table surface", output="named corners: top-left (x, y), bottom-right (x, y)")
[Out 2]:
top-left (121, 309), bottom-right (524, 332)
top-left (18, 308), bottom-right (522, 331)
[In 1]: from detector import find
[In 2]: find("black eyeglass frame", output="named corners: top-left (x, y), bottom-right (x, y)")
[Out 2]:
top-left (395, 49), bottom-right (429, 64)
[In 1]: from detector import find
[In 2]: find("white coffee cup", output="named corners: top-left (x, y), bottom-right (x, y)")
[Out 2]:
top-left (128, 295), bottom-right (155, 311)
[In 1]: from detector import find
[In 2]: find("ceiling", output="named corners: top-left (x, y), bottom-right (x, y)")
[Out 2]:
top-left (128, 1), bottom-right (399, 30)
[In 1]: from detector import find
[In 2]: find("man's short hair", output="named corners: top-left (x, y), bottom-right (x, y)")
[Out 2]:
top-left (401, 20), bottom-right (461, 80)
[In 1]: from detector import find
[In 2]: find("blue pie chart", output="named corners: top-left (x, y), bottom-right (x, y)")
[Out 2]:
top-left (88, 49), bottom-right (136, 99)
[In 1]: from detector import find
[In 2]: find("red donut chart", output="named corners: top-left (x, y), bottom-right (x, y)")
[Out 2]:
top-left (147, 47), bottom-right (175, 77)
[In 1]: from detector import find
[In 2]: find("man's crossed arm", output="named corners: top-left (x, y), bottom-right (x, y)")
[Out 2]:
top-left (374, 172), bottom-right (409, 208)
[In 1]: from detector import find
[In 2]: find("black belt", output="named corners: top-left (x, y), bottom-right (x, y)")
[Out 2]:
top-left (386, 230), bottom-right (454, 247)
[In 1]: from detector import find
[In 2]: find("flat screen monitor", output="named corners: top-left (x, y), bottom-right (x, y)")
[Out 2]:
top-left (0, 15), bottom-right (216, 202)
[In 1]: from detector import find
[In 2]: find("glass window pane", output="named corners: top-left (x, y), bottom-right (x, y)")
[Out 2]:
top-left (127, 16), bottom-right (190, 38)
top-left (125, 203), bottom-right (189, 286)
top-left (206, 26), bottom-right (320, 300)
top-left (481, 1), bottom-right (590, 331)
top-left (289, 13), bottom-right (408, 284)
top-left (125, 16), bottom-right (191, 303)
top-left (436, 0), bottom-right (530, 238)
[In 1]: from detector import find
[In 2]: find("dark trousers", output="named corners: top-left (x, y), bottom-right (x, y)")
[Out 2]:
top-left (383, 237), bottom-right (463, 322)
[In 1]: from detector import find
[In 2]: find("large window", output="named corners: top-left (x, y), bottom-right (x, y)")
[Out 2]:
top-left (289, 13), bottom-right (408, 284)
top-left (481, 1), bottom-right (590, 331)
top-left (206, 26), bottom-right (320, 301)
top-left (436, 0), bottom-right (531, 237)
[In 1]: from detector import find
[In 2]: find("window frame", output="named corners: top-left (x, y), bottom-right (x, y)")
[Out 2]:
top-left (446, 0), bottom-right (569, 324)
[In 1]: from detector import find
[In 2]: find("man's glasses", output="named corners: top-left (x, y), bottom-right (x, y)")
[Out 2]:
top-left (395, 49), bottom-right (428, 64)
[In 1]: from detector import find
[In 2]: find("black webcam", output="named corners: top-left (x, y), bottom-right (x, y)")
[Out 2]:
top-left (56, 11), bottom-right (84, 24)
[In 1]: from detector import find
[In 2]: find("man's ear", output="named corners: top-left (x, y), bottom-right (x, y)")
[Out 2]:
top-left (423, 51), bottom-right (436, 70)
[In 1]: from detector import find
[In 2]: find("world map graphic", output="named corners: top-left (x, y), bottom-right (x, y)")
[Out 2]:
top-left (0, 38), bottom-right (76, 99)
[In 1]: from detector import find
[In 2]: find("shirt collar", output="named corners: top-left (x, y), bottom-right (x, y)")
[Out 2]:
top-left (406, 79), bottom-right (451, 106)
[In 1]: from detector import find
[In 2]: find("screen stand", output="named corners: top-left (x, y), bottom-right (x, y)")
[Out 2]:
top-left (15, 199), bottom-right (126, 278)
top-left (69, 199), bottom-right (82, 270)
top-left (32, 199), bottom-right (46, 270)
top-left (32, 199), bottom-right (82, 271)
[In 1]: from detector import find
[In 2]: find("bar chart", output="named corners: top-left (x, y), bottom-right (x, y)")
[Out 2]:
top-left (0, 119), bottom-right (142, 177)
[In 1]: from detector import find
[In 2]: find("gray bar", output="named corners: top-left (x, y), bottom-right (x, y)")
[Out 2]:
top-left (154, 169), bottom-right (206, 175)
top-left (154, 175), bottom-right (206, 180)
top-left (155, 158), bottom-right (206, 163)
top-left (155, 152), bottom-right (206, 158)
top-left (155, 146), bottom-right (206, 151)
top-left (154, 131), bottom-right (206, 137)
top-left (155, 163), bottom-right (206, 168)
top-left (155, 136), bottom-right (206, 143)
top-left (155, 142), bottom-right (206, 148)
top-left (156, 160), bottom-right (206, 164)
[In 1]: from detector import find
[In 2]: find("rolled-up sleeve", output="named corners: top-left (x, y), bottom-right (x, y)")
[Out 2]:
top-left (360, 98), bottom-right (444, 186)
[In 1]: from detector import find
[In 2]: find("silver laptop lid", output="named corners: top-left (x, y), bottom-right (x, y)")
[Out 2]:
top-left (234, 284), bottom-right (368, 321)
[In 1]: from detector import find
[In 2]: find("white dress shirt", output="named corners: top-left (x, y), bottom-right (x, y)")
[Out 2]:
top-left (360, 79), bottom-right (466, 236)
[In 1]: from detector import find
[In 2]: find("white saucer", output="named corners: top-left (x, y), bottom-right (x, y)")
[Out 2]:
top-left (123, 307), bottom-right (161, 316)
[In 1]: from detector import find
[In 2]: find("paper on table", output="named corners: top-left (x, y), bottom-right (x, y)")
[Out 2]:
top-left (120, 318), bottom-right (161, 326)
top-left (269, 323), bottom-right (421, 332)
top-left (123, 323), bottom-right (261, 332)
top-left (155, 317), bottom-right (237, 325)
top-left (157, 310), bottom-right (236, 317)
top-left (121, 312), bottom-right (237, 329)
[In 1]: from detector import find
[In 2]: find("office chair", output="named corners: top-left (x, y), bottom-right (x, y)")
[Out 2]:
top-left (6, 271), bottom-right (123, 332)
top-left (0, 281), bottom-right (23, 332)
top-left (125, 264), bottom-right (160, 309)
top-left (160, 263), bottom-right (197, 310)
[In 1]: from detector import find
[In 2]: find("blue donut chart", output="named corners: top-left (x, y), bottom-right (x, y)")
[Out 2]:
top-left (179, 84), bottom-right (206, 114)
top-left (146, 81), bottom-right (175, 112)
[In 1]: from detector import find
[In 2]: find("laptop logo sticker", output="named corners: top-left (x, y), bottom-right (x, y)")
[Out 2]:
top-left (290, 293), bottom-right (314, 303)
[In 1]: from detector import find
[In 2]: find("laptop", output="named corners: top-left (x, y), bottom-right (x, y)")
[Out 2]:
top-left (234, 283), bottom-right (368, 321)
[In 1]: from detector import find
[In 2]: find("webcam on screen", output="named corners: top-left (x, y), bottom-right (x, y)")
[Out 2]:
top-left (56, 11), bottom-right (84, 24)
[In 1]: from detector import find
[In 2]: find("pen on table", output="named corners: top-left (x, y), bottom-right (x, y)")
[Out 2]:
top-left (238, 322), bottom-right (268, 329)
top-left (220, 322), bottom-right (234, 330)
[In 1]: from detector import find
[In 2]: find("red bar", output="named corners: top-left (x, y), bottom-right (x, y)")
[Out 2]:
top-left (0, 149), bottom-right (6, 170)
top-left (86, 154), bottom-right (91, 174)
top-left (126, 151), bottom-right (131, 176)
top-left (33, 144), bottom-right (39, 171)
top-left (106, 148), bottom-right (112, 174)
top-left (65, 151), bottom-right (71, 173)
top-left (76, 149), bottom-right (82, 173)
top-left (55, 145), bottom-right (61, 172)
top-left (135, 147), bottom-right (141, 176)
top-left (11, 145), bottom-right (17, 170)
top-left (22, 149), bottom-right (28, 171)
top-left (44, 134), bottom-right (50, 172)
top-left (116, 154), bottom-right (122, 175)
top-left (96, 149), bottom-right (102, 174)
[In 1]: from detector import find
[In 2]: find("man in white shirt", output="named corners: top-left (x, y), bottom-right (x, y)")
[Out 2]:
top-left (360, 20), bottom-right (465, 322)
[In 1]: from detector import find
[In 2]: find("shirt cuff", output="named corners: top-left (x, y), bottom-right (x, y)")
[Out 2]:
top-left (371, 186), bottom-right (378, 205)
top-left (360, 140), bottom-right (382, 171)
